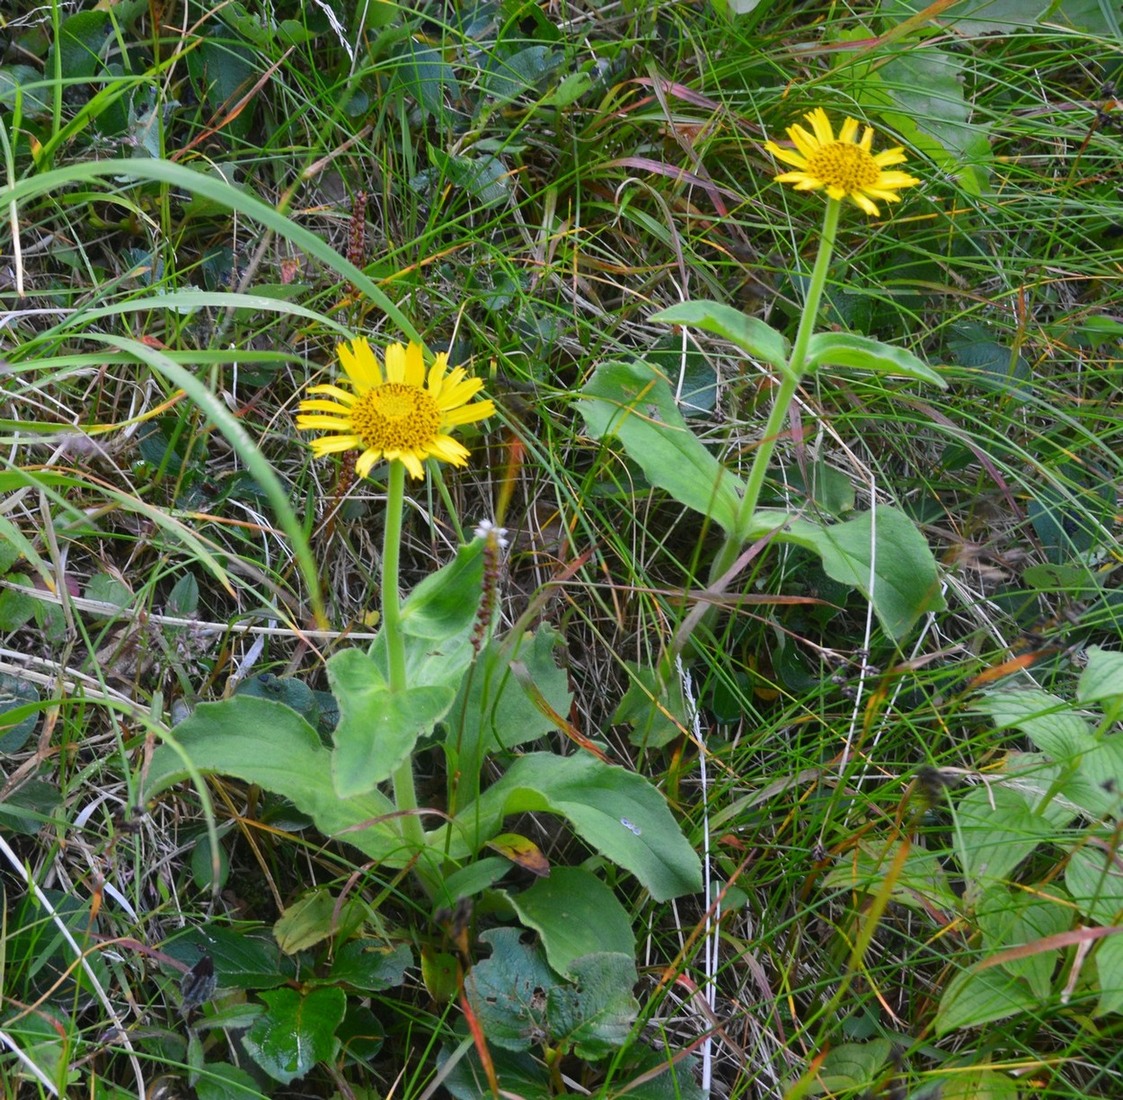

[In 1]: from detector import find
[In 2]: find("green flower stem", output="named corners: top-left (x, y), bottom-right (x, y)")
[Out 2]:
top-left (707, 196), bottom-right (842, 586)
top-left (381, 462), bottom-right (408, 691)
top-left (380, 461), bottom-right (425, 853)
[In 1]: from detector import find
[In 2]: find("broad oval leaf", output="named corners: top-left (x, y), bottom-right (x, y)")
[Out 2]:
top-left (976, 885), bottom-right (1069, 1000)
top-left (1065, 847), bottom-right (1123, 926)
top-left (952, 786), bottom-right (1048, 902)
top-left (274, 889), bottom-right (339, 955)
top-left (548, 950), bottom-right (639, 1059)
top-left (464, 928), bottom-right (639, 1061)
top-left (1077, 646), bottom-right (1123, 705)
top-left (444, 752), bottom-right (702, 901)
top-left (750, 506), bottom-right (944, 642)
top-left (144, 697), bottom-right (405, 864)
top-left (1091, 934), bottom-right (1123, 1017)
top-left (508, 867), bottom-right (635, 976)
top-left (243, 986), bottom-right (346, 1084)
top-left (934, 966), bottom-right (1037, 1037)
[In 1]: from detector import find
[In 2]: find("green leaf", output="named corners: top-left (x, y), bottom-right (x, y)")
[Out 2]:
top-left (445, 627), bottom-right (572, 806)
top-left (952, 786), bottom-right (1049, 902)
top-left (329, 941), bottom-right (412, 993)
top-left (446, 753), bottom-right (702, 901)
top-left (234, 672), bottom-right (323, 731)
top-left (934, 965), bottom-right (1037, 1036)
top-left (1078, 646), bottom-right (1123, 705)
top-left (947, 321), bottom-right (1032, 401)
top-left (613, 661), bottom-right (690, 749)
top-left (392, 40), bottom-right (458, 122)
top-left (1065, 847), bottom-right (1123, 926)
top-left (547, 951), bottom-right (639, 1059)
top-left (188, 30), bottom-right (258, 141)
top-left (883, 0), bottom-right (1050, 34)
top-left (935, 1068), bottom-right (1020, 1100)
top-left (150, 697), bottom-right (326, 798)
top-left (1091, 934), bottom-right (1123, 1017)
top-left (85, 572), bottom-right (133, 611)
top-left (190, 831), bottom-right (230, 893)
top-left (483, 45), bottom-right (564, 102)
top-left (465, 928), bottom-right (556, 1051)
top-left (816, 1040), bottom-right (894, 1092)
top-left (610, 1046), bottom-right (706, 1100)
top-left (0, 779), bottom-right (60, 836)
top-left (823, 839), bottom-right (957, 913)
top-left (366, 539), bottom-right (486, 694)
top-left (0, 674), bottom-right (40, 754)
top-left (442, 1044), bottom-right (550, 1100)
top-left (650, 300), bottom-right (790, 370)
top-left (273, 890), bottom-right (339, 955)
top-left (975, 689), bottom-right (1087, 754)
top-left (841, 31), bottom-right (993, 195)
top-left (194, 1062), bottom-right (260, 1100)
top-left (429, 148), bottom-right (510, 207)
top-left (0, 65), bottom-right (52, 120)
top-left (51, 10), bottom-right (111, 81)
top-left (579, 360), bottom-right (745, 534)
top-left (1059, 737), bottom-right (1123, 820)
top-left (0, 581), bottom-right (38, 633)
top-left (977, 886), bottom-right (1069, 999)
top-left (145, 697), bottom-right (407, 864)
top-left (243, 986), bottom-right (346, 1084)
top-left (464, 928), bottom-right (638, 1060)
top-left (804, 332), bottom-right (945, 387)
top-left (166, 572), bottom-right (200, 617)
top-left (0, 513), bottom-right (51, 584)
top-left (328, 648), bottom-right (455, 798)
top-left (508, 868), bottom-right (635, 977)
top-left (546, 70), bottom-right (593, 108)
top-left (336, 1002), bottom-right (386, 1065)
top-left (218, 0), bottom-right (279, 46)
top-left (0, 1006), bottom-right (73, 1087)
top-left (975, 688), bottom-right (1123, 819)
top-left (753, 506), bottom-right (944, 641)
top-left (646, 337), bottom-right (720, 414)
top-left (1027, 470), bottom-right (1115, 563)
top-left (786, 458), bottom-right (856, 517)
top-left (400, 539), bottom-right (485, 639)
top-left (439, 857), bottom-right (511, 903)
top-left (162, 925), bottom-right (295, 992)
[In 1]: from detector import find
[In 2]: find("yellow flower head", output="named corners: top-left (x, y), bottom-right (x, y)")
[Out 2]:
top-left (296, 337), bottom-right (495, 480)
top-left (764, 108), bottom-right (920, 216)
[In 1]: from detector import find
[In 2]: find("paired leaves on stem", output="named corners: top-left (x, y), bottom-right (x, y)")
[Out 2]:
top-left (579, 301), bottom-right (946, 643)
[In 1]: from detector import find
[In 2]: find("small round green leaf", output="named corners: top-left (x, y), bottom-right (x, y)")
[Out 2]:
top-left (243, 986), bottom-right (346, 1084)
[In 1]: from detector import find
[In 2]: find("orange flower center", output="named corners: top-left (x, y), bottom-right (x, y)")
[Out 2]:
top-left (350, 384), bottom-right (441, 451)
top-left (808, 141), bottom-right (880, 190)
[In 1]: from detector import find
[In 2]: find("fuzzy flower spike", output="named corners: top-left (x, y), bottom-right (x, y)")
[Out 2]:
top-left (297, 337), bottom-right (495, 479)
top-left (764, 107), bottom-right (919, 216)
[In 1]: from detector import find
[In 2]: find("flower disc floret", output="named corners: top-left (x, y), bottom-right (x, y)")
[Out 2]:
top-left (764, 108), bottom-right (920, 216)
top-left (296, 337), bottom-right (495, 479)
